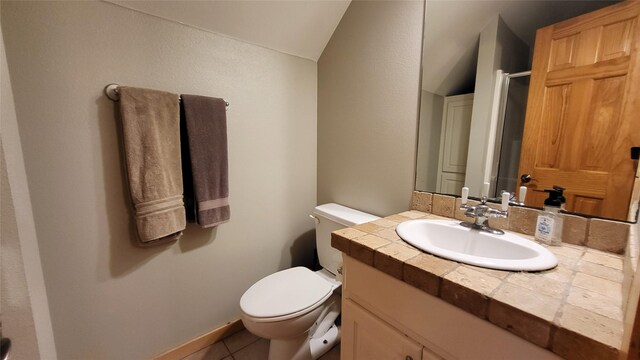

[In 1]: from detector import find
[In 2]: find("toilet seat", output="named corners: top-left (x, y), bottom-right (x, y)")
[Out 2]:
top-left (240, 267), bottom-right (335, 322)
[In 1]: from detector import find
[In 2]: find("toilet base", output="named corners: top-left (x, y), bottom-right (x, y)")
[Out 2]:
top-left (267, 294), bottom-right (341, 360)
top-left (268, 325), bottom-right (340, 360)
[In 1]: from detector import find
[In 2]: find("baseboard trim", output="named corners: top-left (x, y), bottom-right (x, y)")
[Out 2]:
top-left (154, 320), bottom-right (245, 360)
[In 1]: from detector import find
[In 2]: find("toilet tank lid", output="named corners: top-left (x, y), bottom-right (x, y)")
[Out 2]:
top-left (313, 203), bottom-right (379, 226)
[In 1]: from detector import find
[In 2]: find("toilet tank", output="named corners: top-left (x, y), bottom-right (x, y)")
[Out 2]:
top-left (312, 203), bottom-right (379, 276)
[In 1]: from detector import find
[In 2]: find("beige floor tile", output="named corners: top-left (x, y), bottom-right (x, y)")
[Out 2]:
top-left (223, 329), bottom-right (260, 353)
top-left (232, 338), bottom-right (270, 360)
top-left (182, 342), bottom-right (230, 360)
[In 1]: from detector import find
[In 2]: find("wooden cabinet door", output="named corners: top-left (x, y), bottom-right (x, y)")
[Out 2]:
top-left (422, 347), bottom-right (444, 360)
top-left (341, 299), bottom-right (423, 360)
top-left (519, 1), bottom-right (640, 220)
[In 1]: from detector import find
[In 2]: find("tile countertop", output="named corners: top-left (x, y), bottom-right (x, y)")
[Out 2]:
top-left (331, 210), bottom-right (626, 360)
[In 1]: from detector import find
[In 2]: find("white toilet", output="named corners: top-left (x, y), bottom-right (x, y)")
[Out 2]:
top-left (239, 203), bottom-right (379, 360)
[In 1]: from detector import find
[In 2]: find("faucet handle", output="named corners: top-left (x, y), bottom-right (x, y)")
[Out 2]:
top-left (501, 192), bottom-right (509, 211)
top-left (519, 186), bottom-right (527, 204)
top-left (461, 187), bottom-right (469, 205)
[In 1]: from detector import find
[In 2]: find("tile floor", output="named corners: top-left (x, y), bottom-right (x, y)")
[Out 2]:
top-left (181, 329), bottom-right (341, 360)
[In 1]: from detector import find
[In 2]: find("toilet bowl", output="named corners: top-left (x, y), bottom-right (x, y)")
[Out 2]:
top-left (239, 203), bottom-right (379, 360)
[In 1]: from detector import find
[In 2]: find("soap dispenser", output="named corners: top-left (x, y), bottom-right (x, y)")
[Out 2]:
top-left (535, 186), bottom-right (566, 246)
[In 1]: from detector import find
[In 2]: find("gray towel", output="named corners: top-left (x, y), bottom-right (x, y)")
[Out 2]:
top-left (119, 87), bottom-right (186, 246)
top-left (181, 94), bottom-right (230, 228)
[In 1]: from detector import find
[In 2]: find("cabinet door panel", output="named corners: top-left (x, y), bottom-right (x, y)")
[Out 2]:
top-left (422, 347), bottom-right (444, 360)
top-left (342, 299), bottom-right (422, 360)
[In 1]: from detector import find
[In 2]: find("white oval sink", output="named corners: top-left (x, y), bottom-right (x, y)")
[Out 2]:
top-left (396, 219), bottom-right (557, 271)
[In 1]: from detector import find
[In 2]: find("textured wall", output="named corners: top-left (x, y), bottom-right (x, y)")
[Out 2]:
top-left (416, 90), bottom-right (444, 192)
top-left (317, 0), bottom-right (424, 216)
top-left (1, 1), bottom-right (317, 359)
top-left (1, 16), bottom-right (56, 359)
top-left (464, 16), bottom-right (529, 197)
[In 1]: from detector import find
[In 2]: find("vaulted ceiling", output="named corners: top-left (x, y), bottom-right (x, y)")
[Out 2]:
top-left (106, 0), bottom-right (351, 61)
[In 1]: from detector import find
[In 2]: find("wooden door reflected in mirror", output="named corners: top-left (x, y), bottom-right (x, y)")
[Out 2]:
top-left (519, 1), bottom-right (640, 221)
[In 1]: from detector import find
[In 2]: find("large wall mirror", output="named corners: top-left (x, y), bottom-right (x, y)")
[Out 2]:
top-left (416, 0), bottom-right (640, 222)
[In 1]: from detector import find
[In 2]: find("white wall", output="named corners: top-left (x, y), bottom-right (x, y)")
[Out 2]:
top-left (1, 15), bottom-right (57, 359)
top-left (1, 1), bottom-right (317, 359)
top-left (465, 16), bottom-right (529, 197)
top-left (1, 148), bottom-right (41, 360)
top-left (416, 90), bottom-right (444, 191)
top-left (317, 0), bottom-right (424, 216)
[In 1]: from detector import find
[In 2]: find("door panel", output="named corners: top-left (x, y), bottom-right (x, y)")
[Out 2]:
top-left (519, 1), bottom-right (640, 220)
top-left (342, 299), bottom-right (423, 360)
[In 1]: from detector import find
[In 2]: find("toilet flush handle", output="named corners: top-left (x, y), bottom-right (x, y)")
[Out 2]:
top-left (309, 214), bottom-right (320, 224)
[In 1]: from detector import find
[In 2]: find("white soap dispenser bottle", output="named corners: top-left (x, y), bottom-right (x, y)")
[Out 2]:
top-left (535, 186), bottom-right (565, 246)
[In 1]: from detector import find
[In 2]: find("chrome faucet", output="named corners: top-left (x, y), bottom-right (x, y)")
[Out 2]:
top-left (459, 183), bottom-right (509, 235)
top-left (491, 186), bottom-right (528, 206)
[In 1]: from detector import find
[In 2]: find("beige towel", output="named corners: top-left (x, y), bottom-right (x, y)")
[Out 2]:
top-left (181, 94), bottom-right (230, 227)
top-left (119, 87), bottom-right (186, 246)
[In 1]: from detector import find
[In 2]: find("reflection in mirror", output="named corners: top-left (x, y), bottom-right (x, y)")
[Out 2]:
top-left (492, 72), bottom-right (530, 195)
top-left (416, 0), bottom-right (640, 222)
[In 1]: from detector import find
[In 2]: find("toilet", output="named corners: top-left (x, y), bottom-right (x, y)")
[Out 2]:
top-left (239, 203), bottom-right (379, 360)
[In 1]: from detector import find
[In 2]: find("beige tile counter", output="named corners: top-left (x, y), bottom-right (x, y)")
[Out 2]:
top-left (331, 210), bottom-right (626, 359)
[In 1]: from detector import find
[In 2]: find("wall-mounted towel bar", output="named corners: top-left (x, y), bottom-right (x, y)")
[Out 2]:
top-left (104, 83), bottom-right (229, 109)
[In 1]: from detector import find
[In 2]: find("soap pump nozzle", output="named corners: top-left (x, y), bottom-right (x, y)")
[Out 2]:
top-left (543, 185), bottom-right (566, 208)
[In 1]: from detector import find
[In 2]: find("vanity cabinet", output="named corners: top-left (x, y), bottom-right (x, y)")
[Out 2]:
top-left (339, 255), bottom-right (560, 360)
top-left (342, 299), bottom-right (425, 360)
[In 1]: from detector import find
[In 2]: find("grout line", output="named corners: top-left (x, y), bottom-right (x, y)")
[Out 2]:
top-left (221, 339), bottom-right (233, 356)
top-left (229, 336), bottom-right (263, 356)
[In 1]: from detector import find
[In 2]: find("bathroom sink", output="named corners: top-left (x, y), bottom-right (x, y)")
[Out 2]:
top-left (396, 219), bottom-right (557, 271)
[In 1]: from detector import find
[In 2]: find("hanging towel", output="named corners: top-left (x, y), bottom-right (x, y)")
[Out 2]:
top-left (119, 87), bottom-right (186, 246)
top-left (181, 94), bottom-right (230, 227)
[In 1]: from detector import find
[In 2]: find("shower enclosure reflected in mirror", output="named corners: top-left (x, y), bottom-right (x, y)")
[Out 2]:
top-left (490, 71), bottom-right (530, 197)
